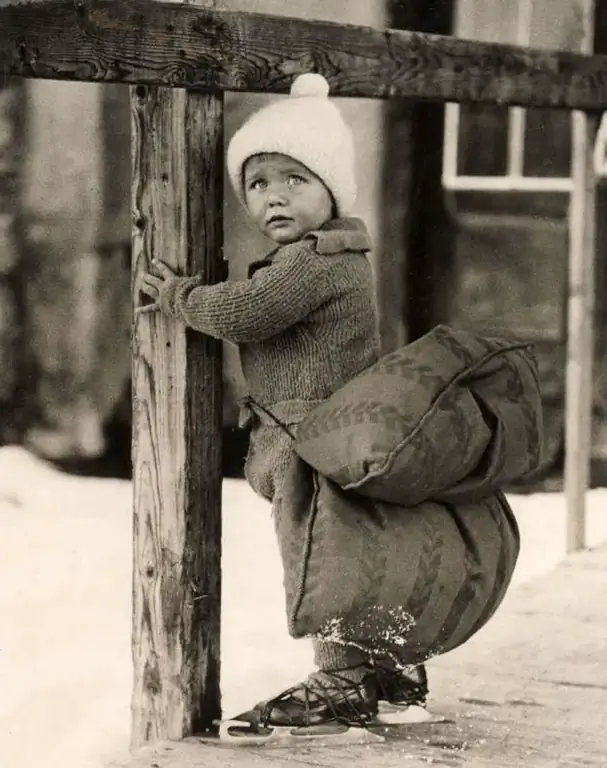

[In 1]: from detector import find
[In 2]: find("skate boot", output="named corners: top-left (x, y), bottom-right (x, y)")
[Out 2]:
top-left (374, 663), bottom-right (443, 725)
top-left (219, 666), bottom-right (385, 746)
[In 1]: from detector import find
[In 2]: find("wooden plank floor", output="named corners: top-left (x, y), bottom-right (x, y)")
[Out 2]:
top-left (110, 545), bottom-right (607, 768)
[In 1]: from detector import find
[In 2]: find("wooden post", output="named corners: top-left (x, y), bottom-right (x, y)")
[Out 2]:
top-left (0, 75), bottom-right (24, 441)
top-left (565, 0), bottom-right (597, 552)
top-left (384, 0), bottom-right (456, 345)
top-left (379, 1), bottom-right (417, 353)
top-left (130, 0), bottom-right (224, 745)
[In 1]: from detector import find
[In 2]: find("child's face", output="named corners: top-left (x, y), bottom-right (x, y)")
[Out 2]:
top-left (243, 153), bottom-right (334, 244)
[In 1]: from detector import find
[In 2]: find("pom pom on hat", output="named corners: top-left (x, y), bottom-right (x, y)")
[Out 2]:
top-left (289, 72), bottom-right (331, 97)
top-left (226, 73), bottom-right (356, 216)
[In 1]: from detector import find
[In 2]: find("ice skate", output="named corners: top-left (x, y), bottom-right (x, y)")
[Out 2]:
top-left (219, 667), bottom-right (385, 746)
top-left (374, 663), bottom-right (444, 725)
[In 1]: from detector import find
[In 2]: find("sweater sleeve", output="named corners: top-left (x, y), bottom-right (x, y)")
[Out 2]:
top-left (158, 247), bottom-right (335, 343)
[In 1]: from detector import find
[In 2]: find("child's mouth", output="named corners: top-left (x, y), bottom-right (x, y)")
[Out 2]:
top-left (267, 216), bottom-right (293, 227)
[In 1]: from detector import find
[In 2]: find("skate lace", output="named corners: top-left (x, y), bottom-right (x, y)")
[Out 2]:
top-left (259, 667), bottom-right (374, 727)
top-left (372, 660), bottom-right (428, 705)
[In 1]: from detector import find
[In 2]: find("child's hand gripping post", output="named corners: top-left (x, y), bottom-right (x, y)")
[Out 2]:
top-left (136, 259), bottom-right (178, 315)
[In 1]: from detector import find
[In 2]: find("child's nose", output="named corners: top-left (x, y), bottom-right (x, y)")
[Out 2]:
top-left (266, 184), bottom-right (288, 205)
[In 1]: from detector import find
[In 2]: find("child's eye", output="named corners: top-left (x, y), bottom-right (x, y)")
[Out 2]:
top-left (287, 174), bottom-right (306, 186)
top-left (248, 178), bottom-right (267, 191)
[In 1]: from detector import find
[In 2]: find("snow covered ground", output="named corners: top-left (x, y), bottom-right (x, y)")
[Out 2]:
top-left (1, 445), bottom-right (607, 768)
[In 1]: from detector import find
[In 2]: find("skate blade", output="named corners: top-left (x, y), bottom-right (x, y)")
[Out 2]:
top-left (219, 718), bottom-right (385, 747)
top-left (375, 703), bottom-right (445, 726)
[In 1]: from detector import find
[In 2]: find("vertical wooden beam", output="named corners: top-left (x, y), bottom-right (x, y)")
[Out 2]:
top-left (0, 75), bottom-right (24, 441)
top-left (384, 0), bottom-right (457, 346)
top-left (130, 2), bottom-right (224, 745)
top-left (565, 0), bottom-right (597, 553)
top-left (379, 2), bottom-right (416, 353)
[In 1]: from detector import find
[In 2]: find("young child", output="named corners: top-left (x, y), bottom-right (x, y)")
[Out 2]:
top-left (138, 73), bottom-right (427, 735)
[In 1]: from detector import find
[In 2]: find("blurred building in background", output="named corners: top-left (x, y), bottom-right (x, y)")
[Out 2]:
top-left (446, 0), bottom-right (607, 475)
top-left (1, 0), bottom-right (607, 483)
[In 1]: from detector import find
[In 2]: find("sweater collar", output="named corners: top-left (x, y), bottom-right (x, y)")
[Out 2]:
top-left (304, 217), bottom-right (372, 254)
top-left (248, 218), bottom-right (372, 278)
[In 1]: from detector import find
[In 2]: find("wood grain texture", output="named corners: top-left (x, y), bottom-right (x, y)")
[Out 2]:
top-left (2, 0), bottom-right (607, 109)
top-left (130, 74), bottom-right (224, 745)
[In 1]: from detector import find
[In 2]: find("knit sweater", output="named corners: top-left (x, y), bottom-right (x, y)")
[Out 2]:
top-left (159, 217), bottom-right (380, 501)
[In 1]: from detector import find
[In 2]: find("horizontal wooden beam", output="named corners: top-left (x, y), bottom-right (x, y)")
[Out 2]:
top-left (2, 0), bottom-right (607, 109)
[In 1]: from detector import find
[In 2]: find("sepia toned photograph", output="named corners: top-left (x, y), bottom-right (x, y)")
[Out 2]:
top-left (1, 0), bottom-right (606, 766)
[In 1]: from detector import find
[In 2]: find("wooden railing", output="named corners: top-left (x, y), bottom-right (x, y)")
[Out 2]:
top-left (0, 0), bottom-right (600, 750)
top-left (2, 0), bottom-right (607, 108)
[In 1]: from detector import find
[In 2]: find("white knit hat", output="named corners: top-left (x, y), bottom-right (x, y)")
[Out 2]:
top-left (227, 73), bottom-right (357, 216)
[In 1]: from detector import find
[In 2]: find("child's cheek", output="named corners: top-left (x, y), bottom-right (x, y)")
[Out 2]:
top-left (246, 193), bottom-right (262, 217)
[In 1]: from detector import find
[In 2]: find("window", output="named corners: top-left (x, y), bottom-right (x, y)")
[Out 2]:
top-left (443, 0), bottom-right (584, 192)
